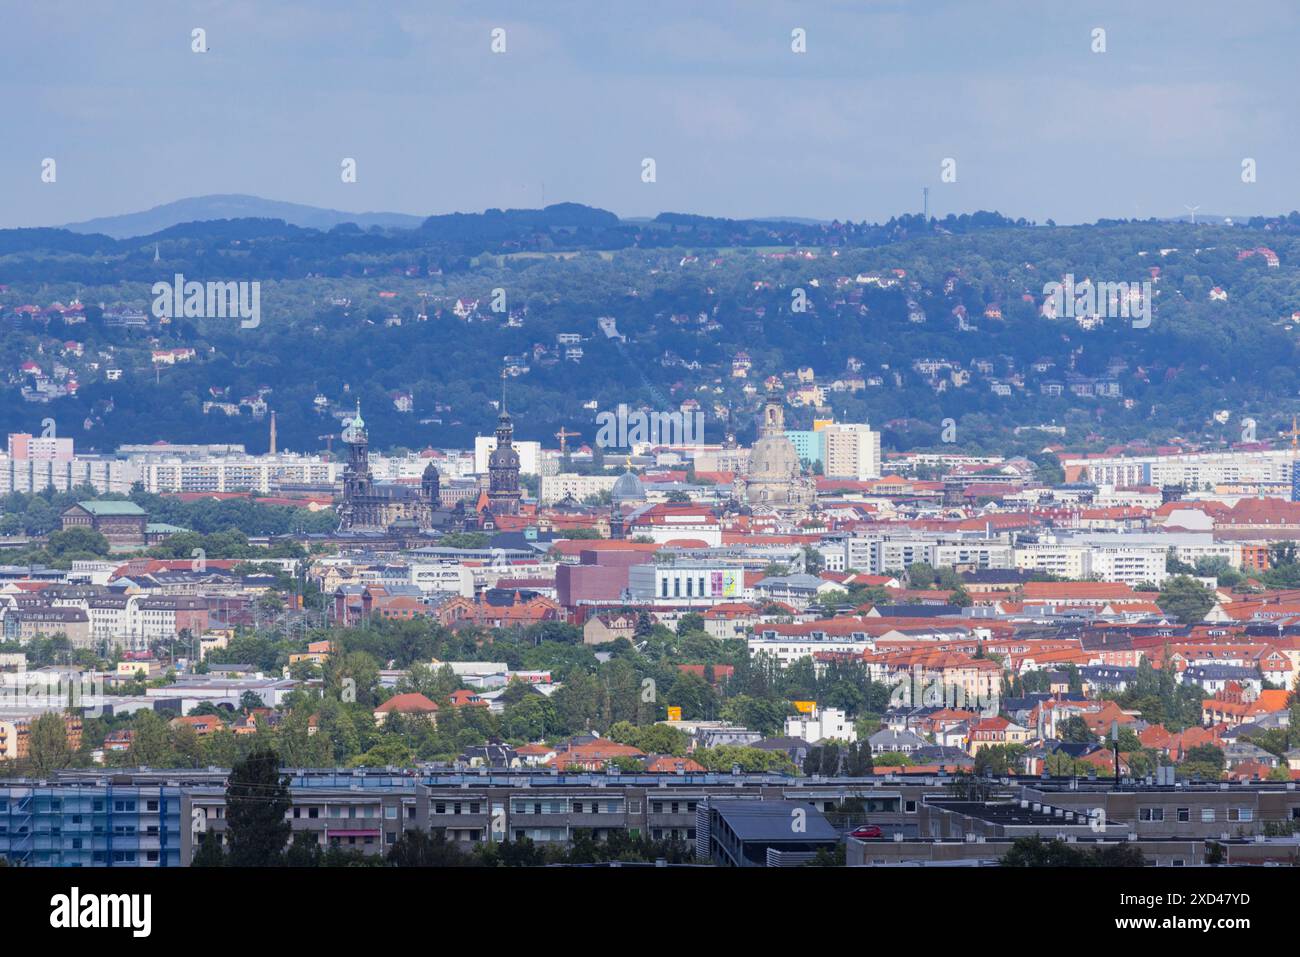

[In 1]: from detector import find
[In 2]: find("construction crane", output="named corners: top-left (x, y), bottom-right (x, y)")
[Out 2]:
top-left (1288, 415), bottom-right (1300, 449)
top-left (554, 427), bottom-right (580, 455)
top-left (318, 434), bottom-right (336, 454)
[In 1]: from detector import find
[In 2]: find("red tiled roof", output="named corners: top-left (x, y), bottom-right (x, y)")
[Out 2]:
top-left (374, 693), bottom-right (439, 714)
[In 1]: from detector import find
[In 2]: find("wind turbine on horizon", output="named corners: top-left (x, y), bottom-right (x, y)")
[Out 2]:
top-left (1184, 204), bottom-right (1201, 225)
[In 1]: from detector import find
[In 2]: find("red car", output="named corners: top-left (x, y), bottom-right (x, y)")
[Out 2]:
top-left (849, 825), bottom-right (883, 840)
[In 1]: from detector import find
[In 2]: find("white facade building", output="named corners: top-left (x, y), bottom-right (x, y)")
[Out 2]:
top-left (822, 424), bottom-right (882, 480)
top-left (1015, 534), bottom-right (1169, 586)
top-left (133, 452), bottom-right (338, 493)
top-left (784, 706), bottom-right (857, 743)
top-left (627, 562), bottom-right (740, 605)
top-left (474, 436), bottom-right (541, 476)
top-left (1063, 448), bottom-right (1299, 490)
top-left (538, 473), bottom-right (617, 505)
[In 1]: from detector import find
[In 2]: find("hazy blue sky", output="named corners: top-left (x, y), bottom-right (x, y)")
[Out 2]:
top-left (3, 0), bottom-right (1295, 228)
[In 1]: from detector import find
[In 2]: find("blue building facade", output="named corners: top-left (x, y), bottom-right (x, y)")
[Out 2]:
top-left (0, 783), bottom-right (182, 866)
top-left (784, 430), bottom-right (824, 469)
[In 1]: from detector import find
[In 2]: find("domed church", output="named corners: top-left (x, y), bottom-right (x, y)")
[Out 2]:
top-left (611, 461), bottom-right (647, 506)
top-left (736, 390), bottom-right (816, 515)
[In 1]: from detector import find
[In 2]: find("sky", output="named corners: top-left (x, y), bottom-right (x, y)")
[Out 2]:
top-left (2, 0), bottom-right (1297, 228)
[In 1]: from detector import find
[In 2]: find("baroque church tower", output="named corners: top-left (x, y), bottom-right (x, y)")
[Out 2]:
top-left (487, 380), bottom-right (523, 516)
top-left (337, 400), bottom-right (443, 531)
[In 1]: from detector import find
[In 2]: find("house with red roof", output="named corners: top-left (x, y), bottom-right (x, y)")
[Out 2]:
top-left (701, 602), bottom-right (763, 640)
top-left (548, 739), bottom-right (645, 771)
top-left (967, 715), bottom-right (1031, 754)
top-left (170, 714), bottom-right (222, 736)
top-left (643, 754), bottom-right (705, 773)
top-left (676, 663), bottom-right (735, 685)
top-left (447, 688), bottom-right (488, 709)
top-left (1202, 686), bottom-right (1290, 727)
top-left (1022, 581), bottom-right (1141, 606)
top-left (516, 742), bottom-right (556, 766)
top-left (373, 692), bottom-right (439, 726)
top-left (436, 592), bottom-right (562, 629)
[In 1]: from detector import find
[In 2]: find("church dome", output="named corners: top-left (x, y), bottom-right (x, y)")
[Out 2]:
top-left (611, 469), bottom-right (647, 504)
top-left (741, 392), bottom-right (814, 513)
top-left (748, 433), bottom-right (801, 480)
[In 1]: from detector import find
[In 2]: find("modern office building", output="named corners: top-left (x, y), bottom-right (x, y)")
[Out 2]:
top-left (627, 561), bottom-right (740, 606)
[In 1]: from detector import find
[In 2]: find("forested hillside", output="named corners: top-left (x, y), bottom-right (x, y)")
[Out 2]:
top-left (3, 205), bottom-right (1300, 456)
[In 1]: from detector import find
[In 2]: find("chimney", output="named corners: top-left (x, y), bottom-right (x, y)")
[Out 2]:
top-left (269, 411), bottom-right (278, 455)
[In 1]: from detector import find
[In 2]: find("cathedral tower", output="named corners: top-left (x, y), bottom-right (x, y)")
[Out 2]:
top-left (487, 384), bottom-right (523, 516)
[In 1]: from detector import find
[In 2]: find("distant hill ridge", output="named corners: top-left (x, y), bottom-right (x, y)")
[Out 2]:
top-left (62, 194), bottom-right (427, 239)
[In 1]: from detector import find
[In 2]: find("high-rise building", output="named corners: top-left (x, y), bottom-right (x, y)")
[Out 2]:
top-left (822, 423), bottom-right (881, 480)
top-left (474, 436), bottom-right (540, 475)
top-left (7, 433), bottom-right (74, 461)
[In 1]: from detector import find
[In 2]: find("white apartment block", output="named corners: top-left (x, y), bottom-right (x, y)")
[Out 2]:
top-left (748, 635), bottom-right (875, 668)
top-left (369, 450), bottom-right (476, 482)
top-left (895, 453), bottom-right (1004, 471)
top-left (1064, 448), bottom-right (1299, 490)
top-left (538, 473), bottom-right (617, 505)
top-left (1088, 543), bottom-right (1169, 586)
top-left (822, 423), bottom-right (882, 480)
top-left (7, 434), bottom-right (74, 460)
top-left (1015, 536), bottom-right (1169, 586)
top-left (933, 542), bottom-right (1015, 569)
top-left (831, 534), bottom-right (1012, 575)
top-left (134, 453), bottom-right (338, 493)
top-left (70, 596), bottom-right (206, 652)
top-left (784, 706), bottom-right (857, 743)
top-left (1014, 544), bottom-right (1089, 580)
top-left (1094, 486), bottom-right (1164, 509)
top-left (1162, 534), bottom-right (1241, 569)
top-left (474, 437), bottom-right (541, 476)
top-left (0, 455), bottom-right (140, 495)
top-left (407, 562), bottom-right (476, 597)
top-left (818, 545), bottom-right (847, 573)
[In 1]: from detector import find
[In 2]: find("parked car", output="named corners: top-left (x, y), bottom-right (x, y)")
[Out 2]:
top-left (849, 824), bottom-right (883, 839)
